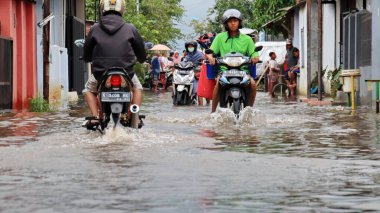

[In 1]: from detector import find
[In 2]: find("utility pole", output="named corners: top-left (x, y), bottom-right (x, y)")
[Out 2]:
top-left (136, 0), bottom-right (140, 14)
top-left (43, 0), bottom-right (51, 101)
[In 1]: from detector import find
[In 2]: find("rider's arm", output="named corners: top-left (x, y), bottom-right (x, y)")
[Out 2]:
top-left (131, 26), bottom-right (147, 63)
top-left (248, 39), bottom-right (260, 64)
top-left (206, 35), bottom-right (220, 65)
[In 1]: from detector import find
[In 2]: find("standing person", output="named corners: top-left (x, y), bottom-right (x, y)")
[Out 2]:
top-left (196, 32), bottom-right (217, 106)
top-left (181, 50), bottom-right (187, 62)
top-left (268, 52), bottom-right (280, 98)
top-left (184, 41), bottom-right (205, 105)
top-left (151, 52), bottom-right (161, 92)
top-left (82, 0), bottom-right (146, 125)
top-left (173, 51), bottom-right (181, 64)
top-left (284, 38), bottom-right (298, 86)
top-left (206, 9), bottom-right (259, 113)
top-left (287, 48), bottom-right (300, 97)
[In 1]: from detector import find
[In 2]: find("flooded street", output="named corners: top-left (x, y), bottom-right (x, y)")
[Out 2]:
top-left (1, 91), bottom-right (380, 212)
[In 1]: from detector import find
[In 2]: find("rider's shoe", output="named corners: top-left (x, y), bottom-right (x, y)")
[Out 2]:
top-left (82, 119), bottom-right (100, 131)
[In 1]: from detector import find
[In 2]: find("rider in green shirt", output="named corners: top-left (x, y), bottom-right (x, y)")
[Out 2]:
top-left (206, 9), bottom-right (259, 113)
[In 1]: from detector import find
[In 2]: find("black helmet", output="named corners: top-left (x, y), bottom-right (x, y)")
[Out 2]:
top-left (185, 40), bottom-right (198, 52)
top-left (222, 9), bottom-right (243, 30)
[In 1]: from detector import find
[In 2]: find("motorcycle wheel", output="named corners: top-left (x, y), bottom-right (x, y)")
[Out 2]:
top-left (272, 83), bottom-right (290, 98)
top-left (173, 93), bottom-right (178, 105)
top-left (176, 91), bottom-right (183, 105)
top-left (232, 98), bottom-right (242, 116)
top-left (112, 113), bottom-right (120, 128)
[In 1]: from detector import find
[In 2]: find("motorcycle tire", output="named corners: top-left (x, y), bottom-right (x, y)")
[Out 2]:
top-left (177, 91), bottom-right (183, 105)
top-left (232, 98), bottom-right (241, 115)
top-left (173, 94), bottom-right (178, 105)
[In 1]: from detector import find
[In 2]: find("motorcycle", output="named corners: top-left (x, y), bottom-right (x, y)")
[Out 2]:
top-left (143, 68), bottom-right (172, 90)
top-left (206, 46), bottom-right (263, 117)
top-left (83, 68), bottom-right (145, 133)
top-left (172, 61), bottom-right (196, 105)
top-left (216, 52), bottom-right (252, 116)
top-left (160, 68), bottom-right (173, 90)
top-left (75, 39), bottom-right (144, 133)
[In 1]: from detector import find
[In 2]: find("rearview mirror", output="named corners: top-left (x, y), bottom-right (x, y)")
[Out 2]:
top-left (74, 39), bottom-right (85, 47)
top-left (254, 45), bottom-right (263, 52)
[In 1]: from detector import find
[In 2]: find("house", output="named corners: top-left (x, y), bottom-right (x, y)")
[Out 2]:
top-left (264, 0), bottom-right (380, 105)
top-left (0, 0), bottom-right (38, 111)
top-left (0, 0), bottom-right (87, 111)
top-left (35, 0), bottom-right (87, 107)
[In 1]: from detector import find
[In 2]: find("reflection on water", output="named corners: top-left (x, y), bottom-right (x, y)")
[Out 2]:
top-left (1, 92), bottom-right (380, 212)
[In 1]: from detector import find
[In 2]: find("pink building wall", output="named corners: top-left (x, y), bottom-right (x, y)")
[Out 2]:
top-left (0, 0), bottom-right (37, 110)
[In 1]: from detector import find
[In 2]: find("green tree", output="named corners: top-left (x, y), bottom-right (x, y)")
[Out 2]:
top-left (85, 0), bottom-right (184, 45)
top-left (252, 0), bottom-right (295, 34)
top-left (85, 0), bottom-right (98, 21)
top-left (206, 0), bottom-right (295, 34)
top-left (207, 0), bottom-right (255, 32)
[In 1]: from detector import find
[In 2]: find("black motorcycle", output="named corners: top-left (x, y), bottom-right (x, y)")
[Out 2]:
top-left (216, 53), bottom-right (252, 116)
top-left (83, 68), bottom-right (145, 133)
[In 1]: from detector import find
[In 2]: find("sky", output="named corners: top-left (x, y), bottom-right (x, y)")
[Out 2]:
top-left (174, 0), bottom-right (215, 50)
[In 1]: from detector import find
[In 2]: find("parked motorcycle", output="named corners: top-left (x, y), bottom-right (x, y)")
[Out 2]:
top-left (172, 61), bottom-right (196, 105)
top-left (75, 39), bottom-right (144, 133)
top-left (143, 68), bottom-right (172, 90)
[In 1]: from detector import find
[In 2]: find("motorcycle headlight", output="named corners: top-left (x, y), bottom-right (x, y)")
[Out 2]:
top-left (223, 57), bottom-right (244, 67)
top-left (174, 73), bottom-right (182, 82)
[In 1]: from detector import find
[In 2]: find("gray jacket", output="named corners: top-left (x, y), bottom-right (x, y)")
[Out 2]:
top-left (83, 13), bottom-right (146, 80)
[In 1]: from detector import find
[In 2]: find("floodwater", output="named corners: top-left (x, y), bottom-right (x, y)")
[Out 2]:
top-left (1, 91), bottom-right (380, 212)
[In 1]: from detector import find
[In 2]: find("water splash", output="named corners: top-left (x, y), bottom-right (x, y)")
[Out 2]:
top-left (79, 123), bottom-right (181, 147)
top-left (196, 107), bottom-right (266, 128)
top-left (237, 107), bottom-right (266, 127)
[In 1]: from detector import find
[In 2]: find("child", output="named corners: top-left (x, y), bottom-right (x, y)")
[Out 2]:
top-left (268, 52), bottom-right (280, 98)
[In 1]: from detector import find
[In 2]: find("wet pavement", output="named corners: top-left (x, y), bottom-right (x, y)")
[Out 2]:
top-left (1, 91), bottom-right (380, 212)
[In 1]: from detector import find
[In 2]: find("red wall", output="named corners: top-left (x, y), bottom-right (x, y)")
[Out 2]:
top-left (0, 0), bottom-right (37, 110)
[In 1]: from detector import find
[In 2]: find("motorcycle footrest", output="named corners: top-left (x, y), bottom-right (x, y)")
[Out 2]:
top-left (139, 115), bottom-right (146, 119)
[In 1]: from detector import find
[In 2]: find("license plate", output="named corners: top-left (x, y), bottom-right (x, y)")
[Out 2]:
top-left (101, 92), bottom-right (131, 102)
top-left (224, 70), bottom-right (246, 77)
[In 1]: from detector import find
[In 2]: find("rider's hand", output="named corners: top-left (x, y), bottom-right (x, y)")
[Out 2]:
top-left (252, 57), bottom-right (259, 64)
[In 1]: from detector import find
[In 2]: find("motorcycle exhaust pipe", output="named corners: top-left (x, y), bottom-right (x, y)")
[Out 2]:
top-left (130, 104), bottom-right (140, 129)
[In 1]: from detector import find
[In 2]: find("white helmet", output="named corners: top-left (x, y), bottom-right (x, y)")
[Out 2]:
top-left (100, 0), bottom-right (126, 15)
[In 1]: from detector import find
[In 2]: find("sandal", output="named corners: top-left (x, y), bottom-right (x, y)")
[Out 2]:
top-left (82, 119), bottom-right (100, 131)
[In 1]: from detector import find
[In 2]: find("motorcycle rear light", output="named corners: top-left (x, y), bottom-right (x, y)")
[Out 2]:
top-left (110, 75), bottom-right (122, 87)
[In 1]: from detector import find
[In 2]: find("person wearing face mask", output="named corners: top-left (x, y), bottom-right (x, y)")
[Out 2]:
top-left (184, 41), bottom-right (204, 65)
top-left (184, 41), bottom-right (205, 105)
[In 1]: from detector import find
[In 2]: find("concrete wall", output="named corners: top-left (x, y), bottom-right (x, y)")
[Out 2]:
top-left (293, 8), bottom-right (300, 47)
top-left (51, 0), bottom-right (66, 47)
top-left (298, 5), bottom-right (308, 97)
top-left (372, 1), bottom-right (380, 80)
top-left (36, 0), bottom-right (44, 95)
top-left (322, 3), bottom-right (337, 95)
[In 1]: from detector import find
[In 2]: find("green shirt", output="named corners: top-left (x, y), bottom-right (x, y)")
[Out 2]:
top-left (210, 32), bottom-right (259, 58)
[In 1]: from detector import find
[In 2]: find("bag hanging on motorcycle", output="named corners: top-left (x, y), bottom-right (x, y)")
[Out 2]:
top-left (198, 63), bottom-right (216, 100)
top-left (249, 64), bottom-right (257, 79)
top-left (206, 62), bottom-right (216, 80)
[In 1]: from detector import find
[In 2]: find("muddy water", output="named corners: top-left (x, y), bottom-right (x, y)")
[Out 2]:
top-left (1, 91), bottom-right (380, 212)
